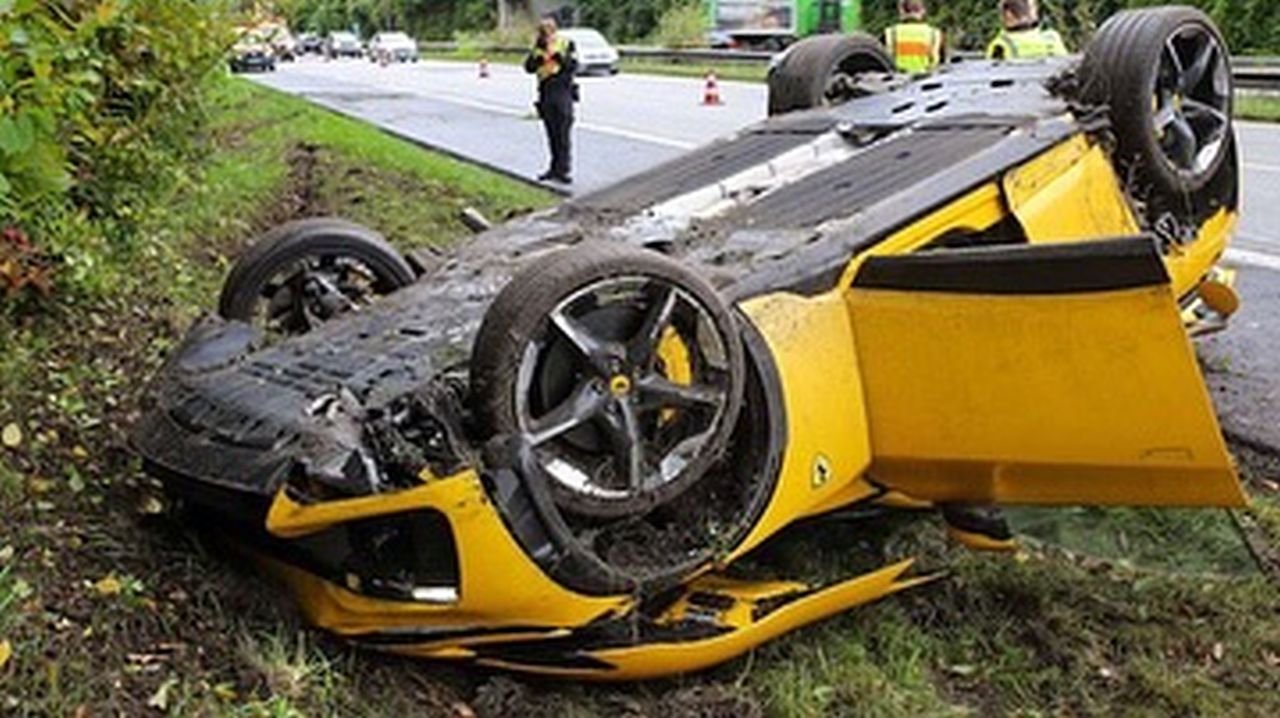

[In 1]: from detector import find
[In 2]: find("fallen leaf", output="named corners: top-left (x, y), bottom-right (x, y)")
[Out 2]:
top-left (1, 423), bottom-right (21, 449)
top-left (1212, 642), bottom-right (1225, 662)
top-left (212, 682), bottom-right (237, 701)
top-left (71, 445), bottom-right (88, 460)
top-left (148, 676), bottom-right (177, 710)
top-left (28, 478), bottom-right (55, 494)
top-left (94, 575), bottom-right (122, 596)
top-left (946, 664), bottom-right (978, 677)
top-left (137, 495), bottom-right (164, 516)
top-left (0, 640), bottom-right (10, 669)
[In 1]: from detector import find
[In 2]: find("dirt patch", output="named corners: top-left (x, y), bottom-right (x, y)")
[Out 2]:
top-left (1227, 436), bottom-right (1280, 580)
top-left (259, 141), bottom-right (326, 227)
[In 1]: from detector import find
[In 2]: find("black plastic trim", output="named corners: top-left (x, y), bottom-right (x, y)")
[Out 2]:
top-left (852, 236), bottom-right (1170, 295)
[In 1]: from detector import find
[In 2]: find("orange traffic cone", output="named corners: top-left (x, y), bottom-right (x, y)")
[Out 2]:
top-left (702, 70), bottom-right (723, 106)
top-left (479, 57), bottom-right (490, 79)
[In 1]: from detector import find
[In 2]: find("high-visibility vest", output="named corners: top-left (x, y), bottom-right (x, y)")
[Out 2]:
top-left (534, 36), bottom-right (571, 81)
top-left (885, 22), bottom-right (943, 74)
top-left (986, 27), bottom-right (1068, 60)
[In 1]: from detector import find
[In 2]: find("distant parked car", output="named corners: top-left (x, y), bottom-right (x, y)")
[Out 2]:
top-left (270, 29), bottom-right (298, 61)
top-left (229, 30), bottom-right (276, 73)
top-left (369, 31), bottom-right (418, 63)
top-left (298, 32), bottom-right (324, 55)
top-left (325, 31), bottom-right (362, 59)
top-left (560, 27), bottom-right (619, 76)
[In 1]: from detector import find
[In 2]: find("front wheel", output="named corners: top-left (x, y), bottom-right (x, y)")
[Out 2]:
top-left (471, 243), bottom-right (746, 519)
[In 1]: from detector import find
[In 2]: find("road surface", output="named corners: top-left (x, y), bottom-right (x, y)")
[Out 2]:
top-left (250, 57), bottom-right (1280, 451)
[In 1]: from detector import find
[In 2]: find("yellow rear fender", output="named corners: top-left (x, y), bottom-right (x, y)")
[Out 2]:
top-left (847, 236), bottom-right (1246, 508)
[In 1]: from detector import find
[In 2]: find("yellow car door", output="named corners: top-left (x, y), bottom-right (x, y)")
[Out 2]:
top-left (847, 237), bottom-right (1246, 508)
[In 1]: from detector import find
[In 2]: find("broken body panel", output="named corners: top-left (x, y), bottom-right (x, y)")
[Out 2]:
top-left (133, 55), bottom-right (1244, 679)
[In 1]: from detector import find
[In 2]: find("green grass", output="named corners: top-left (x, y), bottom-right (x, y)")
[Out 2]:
top-left (422, 49), bottom-right (770, 83)
top-left (1236, 93), bottom-right (1280, 122)
top-left (0, 77), bottom-right (550, 716)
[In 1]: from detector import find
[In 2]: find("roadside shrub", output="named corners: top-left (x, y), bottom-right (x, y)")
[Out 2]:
top-left (650, 3), bottom-right (707, 48)
top-left (454, 17), bottom-right (539, 52)
top-left (861, 0), bottom-right (1280, 54)
top-left (0, 0), bottom-right (232, 302)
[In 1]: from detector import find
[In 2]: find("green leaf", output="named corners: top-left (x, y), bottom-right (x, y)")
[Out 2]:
top-left (0, 116), bottom-right (17, 156)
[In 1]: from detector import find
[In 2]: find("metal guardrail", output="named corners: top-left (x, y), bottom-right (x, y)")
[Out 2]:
top-left (419, 41), bottom-right (1280, 89)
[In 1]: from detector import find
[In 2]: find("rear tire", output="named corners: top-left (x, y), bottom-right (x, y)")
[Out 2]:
top-left (1080, 6), bottom-right (1234, 199)
top-left (767, 33), bottom-right (894, 116)
top-left (219, 218), bottom-right (415, 336)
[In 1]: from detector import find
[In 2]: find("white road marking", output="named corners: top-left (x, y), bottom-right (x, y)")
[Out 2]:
top-left (418, 88), bottom-right (699, 150)
top-left (1225, 247), bottom-right (1280, 271)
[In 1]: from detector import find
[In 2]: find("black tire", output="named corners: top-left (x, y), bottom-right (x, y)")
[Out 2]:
top-left (1080, 6), bottom-right (1233, 199)
top-left (767, 33), bottom-right (895, 116)
top-left (471, 243), bottom-right (746, 519)
top-left (218, 218), bottom-right (415, 333)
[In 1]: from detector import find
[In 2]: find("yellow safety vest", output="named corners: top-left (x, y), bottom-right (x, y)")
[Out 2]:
top-left (885, 22), bottom-right (943, 74)
top-left (986, 27), bottom-right (1068, 60)
top-left (534, 36), bottom-right (571, 81)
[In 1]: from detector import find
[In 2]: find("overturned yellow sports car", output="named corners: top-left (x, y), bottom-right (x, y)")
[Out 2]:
top-left (134, 6), bottom-right (1246, 679)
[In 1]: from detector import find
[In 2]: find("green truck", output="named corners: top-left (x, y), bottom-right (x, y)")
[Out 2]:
top-left (708, 0), bottom-right (862, 48)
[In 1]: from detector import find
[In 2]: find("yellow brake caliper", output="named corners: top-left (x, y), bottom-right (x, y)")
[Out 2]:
top-left (655, 326), bottom-right (693, 424)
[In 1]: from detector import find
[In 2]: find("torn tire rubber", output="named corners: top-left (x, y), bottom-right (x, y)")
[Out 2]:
top-left (471, 242), bottom-right (745, 519)
top-left (219, 217), bottom-right (415, 336)
top-left (1081, 6), bottom-right (1234, 199)
top-left (767, 33), bottom-right (895, 116)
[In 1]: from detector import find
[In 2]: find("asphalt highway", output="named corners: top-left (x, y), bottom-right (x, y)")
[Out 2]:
top-left (250, 57), bottom-right (1280, 451)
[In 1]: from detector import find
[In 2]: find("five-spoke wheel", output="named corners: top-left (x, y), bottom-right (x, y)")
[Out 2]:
top-left (472, 244), bottom-right (745, 518)
top-left (1153, 23), bottom-right (1231, 177)
top-left (1082, 7), bottom-right (1235, 199)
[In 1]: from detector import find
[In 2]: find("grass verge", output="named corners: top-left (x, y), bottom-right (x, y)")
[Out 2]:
top-left (1236, 93), bottom-right (1280, 122)
top-left (0, 77), bottom-right (549, 716)
top-left (422, 49), bottom-right (770, 83)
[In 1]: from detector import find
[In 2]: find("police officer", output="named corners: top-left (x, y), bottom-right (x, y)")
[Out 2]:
top-left (987, 0), bottom-right (1068, 60)
top-left (885, 0), bottom-right (944, 74)
top-left (524, 18), bottom-right (577, 184)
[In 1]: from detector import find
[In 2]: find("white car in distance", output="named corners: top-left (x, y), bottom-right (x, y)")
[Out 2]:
top-left (369, 32), bottom-right (419, 63)
top-left (560, 28), bottom-right (620, 76)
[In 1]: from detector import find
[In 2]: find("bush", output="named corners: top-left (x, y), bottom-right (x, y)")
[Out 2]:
top-left (650, 3), bottom-right (707, 48)
top-left (862, 0), bottom-right (1280, 54)
top-left (0, 0), bottom-right (232, 302)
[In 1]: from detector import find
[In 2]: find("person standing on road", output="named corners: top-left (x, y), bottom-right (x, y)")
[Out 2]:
top-left (885, 0), bottom-right (944, 74)
top-left (986, 0), bottom-right (1068, 60)
top-left (525, 18), bottom-right (578, 184)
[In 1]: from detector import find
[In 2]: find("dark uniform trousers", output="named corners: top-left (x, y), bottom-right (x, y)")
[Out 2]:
top-left (537, 91), bottom-right (574, 178)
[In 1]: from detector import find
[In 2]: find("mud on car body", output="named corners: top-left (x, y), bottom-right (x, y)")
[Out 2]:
top-left (134, 6), bottom-right (1247, 679)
